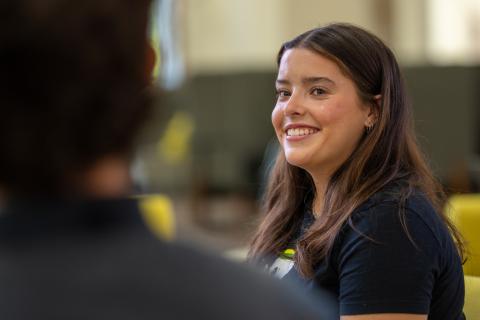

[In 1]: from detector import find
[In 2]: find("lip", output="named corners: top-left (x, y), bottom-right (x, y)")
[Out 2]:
top-left (283, 123), bottom-right (320, 142)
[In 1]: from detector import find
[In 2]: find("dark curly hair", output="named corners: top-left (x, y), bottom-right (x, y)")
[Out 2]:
top-left (0, 0), bottom-right (153, 195)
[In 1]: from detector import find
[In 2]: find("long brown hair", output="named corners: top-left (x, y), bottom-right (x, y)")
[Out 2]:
top-left (248, 23), bottom-right (465, 278)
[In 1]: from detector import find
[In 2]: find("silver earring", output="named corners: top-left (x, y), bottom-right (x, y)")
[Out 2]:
top-left (365, 124), bottom-right (373, 134)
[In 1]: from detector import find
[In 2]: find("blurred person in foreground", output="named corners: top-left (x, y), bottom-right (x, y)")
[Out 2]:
top-left (0, 0), bottom-right (336, 319)
top-left (249, 23), bottom-right (465, 319)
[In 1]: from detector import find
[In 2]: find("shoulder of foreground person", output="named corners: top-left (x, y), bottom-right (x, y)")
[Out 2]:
top-left (155, 239), bottom-right (338, 320)
top-left (0, 201), bottom-right (337, 320)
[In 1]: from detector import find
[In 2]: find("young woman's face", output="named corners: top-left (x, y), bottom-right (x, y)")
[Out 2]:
top-left (272, 48), bottom-right (372, 177)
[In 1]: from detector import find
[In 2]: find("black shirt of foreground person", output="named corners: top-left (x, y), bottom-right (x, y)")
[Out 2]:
top-left (0, 198), bottom-right (337, 320)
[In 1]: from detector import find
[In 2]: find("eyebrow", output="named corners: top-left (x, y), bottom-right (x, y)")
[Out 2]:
top-left (275, 76), bottom-right (336, 86)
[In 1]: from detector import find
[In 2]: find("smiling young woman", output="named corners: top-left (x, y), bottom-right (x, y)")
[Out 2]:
top-left (249, 23), bottom-right (466, 320)
top-left (272, 48), bottom-right (375, 206)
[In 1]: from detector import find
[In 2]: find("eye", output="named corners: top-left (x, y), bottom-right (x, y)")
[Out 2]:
top-left (311, 87), bottom-right (326, 96)
top-left (275, 89), bottom-right (291, 99)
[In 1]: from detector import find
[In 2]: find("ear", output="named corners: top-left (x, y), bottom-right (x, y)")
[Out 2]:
top-left (365, 94), bottom-right (381, 127)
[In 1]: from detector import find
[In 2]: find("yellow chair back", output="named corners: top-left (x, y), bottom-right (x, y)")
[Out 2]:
top-left (137, 194), bottom-right (175, 240)
top-left (464, 275), bottom-right (480, 319)
top-left (447, 194), bottom-right (480, 276)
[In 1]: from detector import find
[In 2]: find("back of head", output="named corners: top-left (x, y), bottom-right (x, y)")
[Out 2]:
top-left (0, 0), bottom-right (152, 196)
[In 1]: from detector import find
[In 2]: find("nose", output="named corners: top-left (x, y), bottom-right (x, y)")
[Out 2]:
top-left (283, 92), bottom-right (305, 117)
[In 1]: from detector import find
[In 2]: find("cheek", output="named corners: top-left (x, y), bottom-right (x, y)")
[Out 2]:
top-left (271, 106), bottom-right (283, 136)
top-left (319, 98), bottom-right (365, 128)
top-left (316, 103), bottom-right (343, 124)
top-left (330, 113), bottom-right (367, 150)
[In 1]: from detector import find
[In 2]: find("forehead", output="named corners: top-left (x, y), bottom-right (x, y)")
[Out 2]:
top-left (277, 48), bottom-right (346, 82)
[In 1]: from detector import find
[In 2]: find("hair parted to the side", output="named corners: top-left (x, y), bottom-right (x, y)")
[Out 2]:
top-left (248, 23), bottom-right (465, 278)
top-left (0, 0), bottom-right (153, 196)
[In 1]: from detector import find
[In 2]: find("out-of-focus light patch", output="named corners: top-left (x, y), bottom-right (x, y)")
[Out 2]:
top-left (427, 0), bottom-right (480, 65)
top-left (149, 26), bottom-right (161, 80)
top-left (157, 111), bottom-right (195, 165)
top-left (151, 0), bottom-right (185, 90)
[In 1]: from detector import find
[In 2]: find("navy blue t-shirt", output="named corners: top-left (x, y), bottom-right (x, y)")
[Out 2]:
top-left (272, 189), bottom-right (465, 319)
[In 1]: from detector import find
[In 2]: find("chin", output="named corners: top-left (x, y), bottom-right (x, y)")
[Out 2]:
top-left (284, 152), bottom-right (311, 170)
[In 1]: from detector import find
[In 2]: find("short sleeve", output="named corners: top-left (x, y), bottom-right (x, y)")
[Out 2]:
top-left (336, 201), bottom-right (439, 315)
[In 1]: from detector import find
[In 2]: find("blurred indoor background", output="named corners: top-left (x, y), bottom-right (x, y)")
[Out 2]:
top-left (134, 0), bottom-right (480, 255)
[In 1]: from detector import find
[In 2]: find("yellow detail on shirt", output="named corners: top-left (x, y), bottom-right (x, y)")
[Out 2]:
top-left (270, 248), bottom-right (296, 279)
top-left (283, 248), bottom-right (295, 259)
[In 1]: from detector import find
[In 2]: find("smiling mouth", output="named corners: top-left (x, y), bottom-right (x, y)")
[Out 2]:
top-left (286, 127), bottom-right (319, 137)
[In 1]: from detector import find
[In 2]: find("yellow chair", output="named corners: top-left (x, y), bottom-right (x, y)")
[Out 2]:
top-left (137, 194), bottom-right (175, 240)
top-left (464, 275), bottom-right (480, 319)
top-left (447, 194), bottom-right (480, 276)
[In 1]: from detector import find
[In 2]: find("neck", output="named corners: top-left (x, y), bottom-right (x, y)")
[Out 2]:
top-left (78, 156), bottom-right (132, 198)
top-left (310, 172), bottom-right (331, 218)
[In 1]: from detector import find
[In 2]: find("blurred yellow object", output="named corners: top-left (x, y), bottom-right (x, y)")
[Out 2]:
top-left (447, 194), bottom-right (480, 276)
top-left (157, 111), bottom-right (195, 165)
top-left (137, 194), bottom-right (175, 240)
top-left (464, 275), bottom-right (480, 319)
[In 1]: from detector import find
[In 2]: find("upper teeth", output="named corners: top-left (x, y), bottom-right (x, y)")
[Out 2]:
top-left (286, 128), bottom-right (318, 136)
